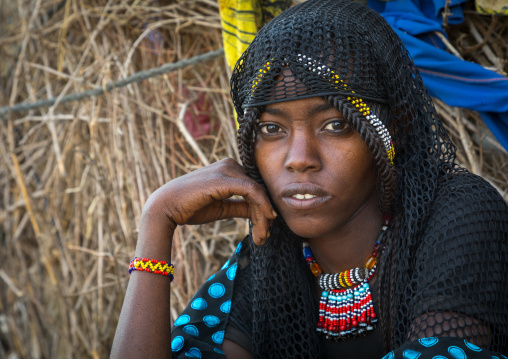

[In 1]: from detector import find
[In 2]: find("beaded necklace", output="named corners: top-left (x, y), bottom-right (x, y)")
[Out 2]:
top-left (302, 215), bottom-right (392, 340)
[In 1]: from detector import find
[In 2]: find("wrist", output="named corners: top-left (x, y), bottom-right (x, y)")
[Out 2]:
top-left (136, 203), bottom-right (175, 260)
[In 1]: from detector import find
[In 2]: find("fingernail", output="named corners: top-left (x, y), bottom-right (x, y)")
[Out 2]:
top-left (271, 209), bottom-right (277, 217)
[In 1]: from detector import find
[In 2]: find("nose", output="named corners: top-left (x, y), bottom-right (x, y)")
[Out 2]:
top-left (284, 130), bottom-right (322, 172)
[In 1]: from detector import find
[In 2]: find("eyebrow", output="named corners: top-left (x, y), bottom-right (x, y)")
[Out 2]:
top-left (308, 102), bottom-right (334, 116)
top-left (263, 102), bottom-right (335, 117)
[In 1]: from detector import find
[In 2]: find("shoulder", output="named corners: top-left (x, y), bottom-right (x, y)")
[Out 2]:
top-left (408, 171), bottom-right (508, 324)
top-left (432, 171), bottom-right (507, 213)
top-left (414, 171), bottom-right (508, 277)
top-left (422, 171), bottom-right (508, 245)
top-left (433, 171), bottom-right (508, 214)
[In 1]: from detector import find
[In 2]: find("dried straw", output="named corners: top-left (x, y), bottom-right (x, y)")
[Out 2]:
top-left (1, 1), bottom-right (240, 357)
top-left (0, 1), bottom-right (507, 358)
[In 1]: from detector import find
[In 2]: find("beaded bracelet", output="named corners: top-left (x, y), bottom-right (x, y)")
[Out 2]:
top-left (129, 257), bottom-right (174, 282)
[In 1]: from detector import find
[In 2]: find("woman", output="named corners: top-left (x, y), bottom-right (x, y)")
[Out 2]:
top-left (111, 1), bottom-right (508, 358)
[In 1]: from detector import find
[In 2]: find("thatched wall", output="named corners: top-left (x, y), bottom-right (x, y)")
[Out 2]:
top-left (1, 1), bottom-right (241, 357)
top-left (0, 1), bottom-right (506, 358)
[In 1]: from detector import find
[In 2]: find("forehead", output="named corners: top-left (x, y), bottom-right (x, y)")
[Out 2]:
top-left (262, 96), bottom-right (337, 118)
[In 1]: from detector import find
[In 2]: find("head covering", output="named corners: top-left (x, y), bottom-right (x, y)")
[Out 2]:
top-left (232, 0), bottom-right (508, 357)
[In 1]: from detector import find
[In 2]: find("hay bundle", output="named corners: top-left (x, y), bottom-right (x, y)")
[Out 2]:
top-left (0, 1), bottom-right (241, 357)
top-left (0, 1), bottom-right (506, 358)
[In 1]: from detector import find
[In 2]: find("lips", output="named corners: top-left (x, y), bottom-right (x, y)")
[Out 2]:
top-left (280, 183), bottom-right (331, 210)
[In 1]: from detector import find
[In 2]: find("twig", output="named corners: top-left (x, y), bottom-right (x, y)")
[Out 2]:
top-left (466, 17), bottom-right (505, 75)
top-left (7, 0), bottom-right (43, 153)
top-left (455, 108), bottom-right (481, 175)
top-left (461, 16), bottom-right (497, 54)
top-left (433, 31), bottom-right (464, 60)
top-left (442, 0), bottom-right (452, 28)
top-left (0, 270), bottom-right (24, 297)
top-left (176, 101), bottom-right (210, 166)
top-left (10, 153), bottom-right (40, 236)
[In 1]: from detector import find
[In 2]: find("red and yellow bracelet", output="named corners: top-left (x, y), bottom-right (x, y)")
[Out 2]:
top-left (129, 257), bottom-right (174, 282)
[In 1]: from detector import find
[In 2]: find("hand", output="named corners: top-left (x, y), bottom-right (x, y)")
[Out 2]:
top-left (144, 158), bottom-right (277, 245)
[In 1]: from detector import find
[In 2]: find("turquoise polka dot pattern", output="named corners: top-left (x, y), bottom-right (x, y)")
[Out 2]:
top-left (208, 283), bottom-right (226, 298)
top-left (174, 315), bottom-right (191, 326)
top-left (220, 300), bottom-right (231, 313)
top-left (234, 242), bottom-right (242, 254)
top-left (190, 298), bottom-right (207, 310)
top-left (171, 336), bottom-right (184, 352)
top-left (389, 337), bottom-right (505, 359)
top-left (403, 349), bottom-right (422, 359)
top-left (464, 340), bottom-right (482, 352)
top-left (212, 331), bottom-right (225, 344)
top-left (171, 236), bottom-right (250, 358)
top-left (221, 259), bottom-right (230, 270)
top-left (203, 315), bottom-right (220, 328)
top-left (184, 347), bottom-right (202, 358)
top-left (448, 346), bottom-right (467, 359)
top-left (182, 325), bottom-right (199, 337)
top-left (226, 263), bottom-right (237, 280)
top-left (419, 337), bottom-right (439, 347)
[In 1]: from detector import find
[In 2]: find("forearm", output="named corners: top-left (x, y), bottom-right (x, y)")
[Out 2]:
top-left (111, 158), bottom-right (275, 357)
top-left (111, 206), bottom-right (175, 358)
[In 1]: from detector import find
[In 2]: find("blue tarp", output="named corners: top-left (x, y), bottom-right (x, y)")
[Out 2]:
top-left (369, 0), bottom-right (508, 151)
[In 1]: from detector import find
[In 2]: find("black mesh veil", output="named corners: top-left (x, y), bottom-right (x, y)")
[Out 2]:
top-left (231, 0), bottom-right (508, 357)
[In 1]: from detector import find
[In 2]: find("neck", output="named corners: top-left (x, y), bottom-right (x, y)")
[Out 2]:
top-left (306, 197), bottom-right (383, 274)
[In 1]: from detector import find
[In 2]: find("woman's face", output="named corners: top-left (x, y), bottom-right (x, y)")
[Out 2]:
top-left (254, 96), bottom-right (380, 240)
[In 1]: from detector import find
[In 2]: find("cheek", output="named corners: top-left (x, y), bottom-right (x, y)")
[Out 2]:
top-left (253, 142), bottom-right (265, 177)
top-left (254, 145), bottom-right (286, 207)
top-left (354, 148), bottom-right (378, 191)
top-left (254, 142), bottom-right (273, 188)
top-left (254, 138), bottom-right (277, 179)
top-left (338, 139), bottom-right (377, 188)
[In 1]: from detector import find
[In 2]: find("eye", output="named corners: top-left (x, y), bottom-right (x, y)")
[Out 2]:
top-left (259, 123), bottom-right (283, 134)
top-left (323, 119), bottom-right (349, 132)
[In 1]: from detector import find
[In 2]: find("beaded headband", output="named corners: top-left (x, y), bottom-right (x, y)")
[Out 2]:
top-left (249, 55), bottom-right (395, 165)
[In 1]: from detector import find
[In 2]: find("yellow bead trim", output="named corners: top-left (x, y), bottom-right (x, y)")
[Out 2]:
top-left (338, 273), bottom-right (346, 287)
top-left (129, 257), bottom-right (174, 280)
top-left (343, 272), bottom-right (352, 287)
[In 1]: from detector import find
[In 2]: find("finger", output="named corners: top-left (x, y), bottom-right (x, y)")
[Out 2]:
top-left (217, 177), bottom-right (277, 221)
top-left (186, 199), bottom-right (249, 224)
top-left (222, 199), bottom-right (249, 219)
top-left (202, 159), bottom-right (277, 220)
top-left (250, 204), bottom-right (271, 246)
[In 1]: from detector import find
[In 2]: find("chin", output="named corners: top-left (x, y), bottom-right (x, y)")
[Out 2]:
top-left (282, 218), bottom-right (325, 240)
